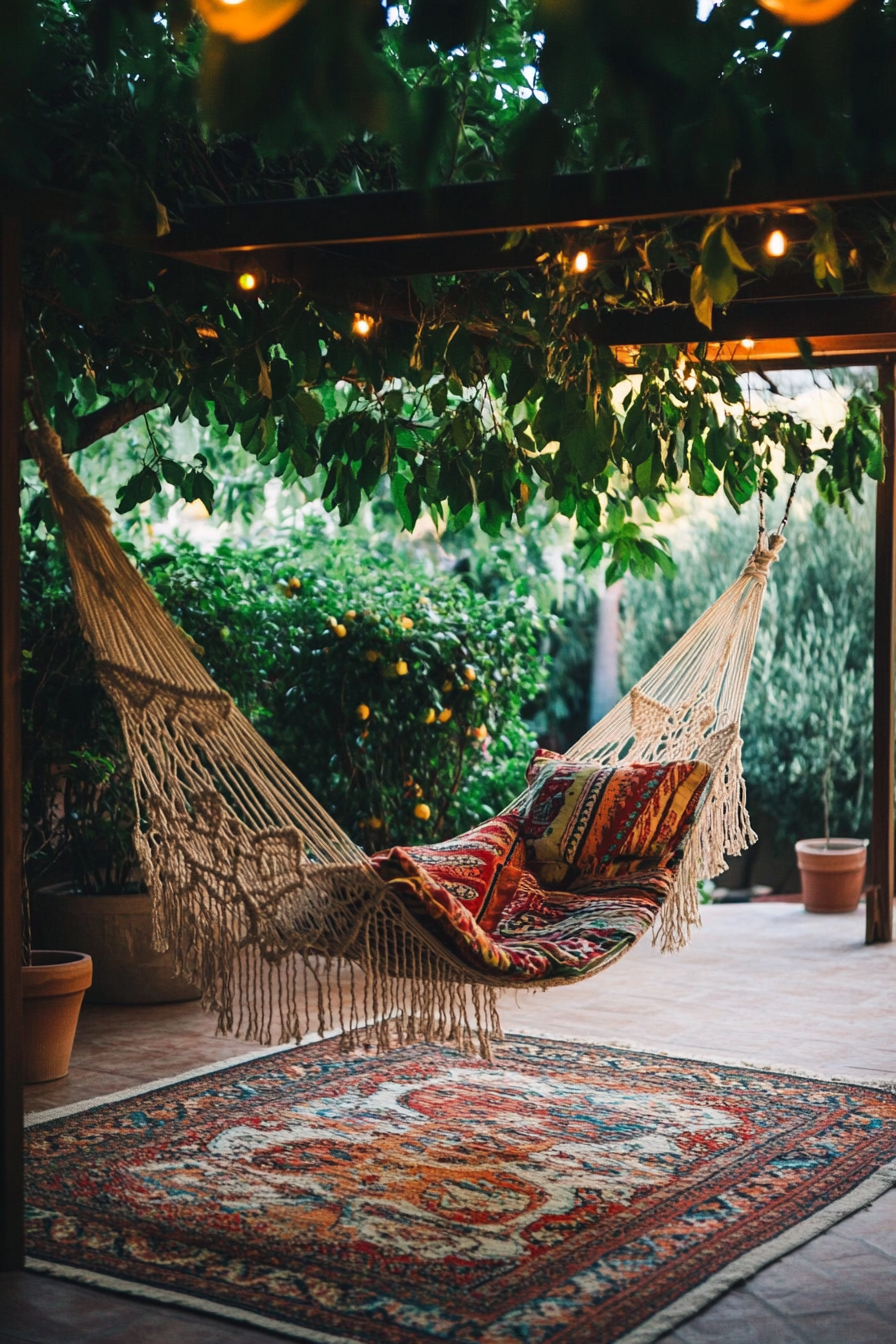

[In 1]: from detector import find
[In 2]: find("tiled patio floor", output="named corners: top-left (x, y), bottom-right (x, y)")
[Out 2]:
top-left (5, 901), bottom-right (896, 1343)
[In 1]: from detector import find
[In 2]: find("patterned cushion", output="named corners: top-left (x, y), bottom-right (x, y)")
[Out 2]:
top-left (368, 754), bottom-right (709, 985)
top-left (521, 750), bottom-right (712, 881)
top-left (376, 814), bottom-right (524, 926)
top-left (370, 837), bottom-right (671, 983)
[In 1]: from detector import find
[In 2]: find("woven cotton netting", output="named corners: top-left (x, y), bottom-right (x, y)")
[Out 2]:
top-left (29, 423), bottom-right (783, 1055)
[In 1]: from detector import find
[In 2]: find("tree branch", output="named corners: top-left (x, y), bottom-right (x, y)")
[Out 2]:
top-left (20, 395), bottom-right (161, 460)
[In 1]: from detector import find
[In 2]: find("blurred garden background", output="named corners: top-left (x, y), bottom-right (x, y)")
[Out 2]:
top-left (21, 364), bottom-right (874, 899)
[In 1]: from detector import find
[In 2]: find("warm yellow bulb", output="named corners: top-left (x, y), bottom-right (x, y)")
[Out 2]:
top-left (572, 251), bottom-right (590, 274)
top-left (237, 271), bottom-right (258, 292)
top-left (765, 230), bottom-right (787, 258)
top-left (353, 314), bottom-right (373, 337)
top-left (221, 0), bottom-right (247, 6)
top-left (742, 337), bottom-right (755, 350)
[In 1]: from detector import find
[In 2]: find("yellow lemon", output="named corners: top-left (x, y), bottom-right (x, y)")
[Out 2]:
top-left (442, 679), bottom-right (453, 693)
top-left (288, 577), bottom-right (302, 591)
top-left (344, 610), bottom-right (356, 620)
top-left (399, 616), bottom-right (414, 630)
top-left (335, 624), bottom-right (347, 638)
top-left (367, 816), bottom-right (383, 829)
top-left (423, 708), bottom-right (436, 724)
top-left (326, 616), bottom-right (337, 629)
top-left (395, 660), bottom-right (409, 676)
top-left (463, 665), bottom-right (476, 682)
top-left (474, 725), bottom-right (488, 740)
top-left (356, 704), bottom-right (370, 721)
top-left (414, 803), bottom-right (431, 821)
top-left (438, 707), bottom-right (452, 723)
top-left (365, 649), bottom-right (380, 662)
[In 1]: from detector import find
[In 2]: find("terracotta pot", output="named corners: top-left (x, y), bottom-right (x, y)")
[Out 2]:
top-left (796, 838), bottom-right (869, 914)
top-left (36, 890), bottom-right (200, 1004)
top-left (23, 951), bottom-right (93, 1083)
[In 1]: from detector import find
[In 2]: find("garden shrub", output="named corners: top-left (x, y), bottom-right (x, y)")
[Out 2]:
top-left (619, 498), bottom-right (874, 849)
top-left (22, 523), bottom-right (548, 878)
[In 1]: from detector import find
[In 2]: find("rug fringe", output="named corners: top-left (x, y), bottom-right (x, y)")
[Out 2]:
top-left (614, 1160), bottom-right (896, 1344)
top-left (24, 1258), bottom-right (364, 1344)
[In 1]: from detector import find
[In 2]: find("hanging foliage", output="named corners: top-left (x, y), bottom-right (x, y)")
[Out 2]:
top-left (7, 0), bottom-right (893, 580)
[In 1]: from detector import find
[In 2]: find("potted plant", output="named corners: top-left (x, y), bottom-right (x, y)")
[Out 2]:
top-left (796, 761), bottom-right (869, 914)
top-left (21, 525), bottom-right (198, 1021)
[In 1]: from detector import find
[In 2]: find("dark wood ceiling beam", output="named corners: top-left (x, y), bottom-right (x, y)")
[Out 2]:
top-left (582, 294), bottom-right (896, 348)
top-left (156, 170), bottom-right (896, 260)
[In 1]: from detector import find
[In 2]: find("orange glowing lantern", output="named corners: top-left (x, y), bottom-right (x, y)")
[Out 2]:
top-left (194, 0), bottom-right (308, 44)
top-left (758, 0), bottom-right (857, 24)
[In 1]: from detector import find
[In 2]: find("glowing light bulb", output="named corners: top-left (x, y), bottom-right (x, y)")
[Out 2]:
top-left (237, 271), bottom-right (258, 292)
top-left (221, 0), bottom-right (247, 6)
top-left (742, 338), bottom-right (755, 350)
top-left (765, 229), bottom-right (787, 258)
top-left (353, 314), bottom-right (373, 338)
top-left (572, 250), bottom-right (590, 274)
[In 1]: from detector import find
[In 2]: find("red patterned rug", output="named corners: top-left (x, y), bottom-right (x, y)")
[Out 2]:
top-left (25, 1036), bottom-right (896, 1344)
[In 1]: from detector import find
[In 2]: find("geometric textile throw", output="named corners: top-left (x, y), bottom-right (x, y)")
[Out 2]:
top-left (29, 421), bottom-right (786, 1056)
top-left (25, 1035), bottom-right (896, 1344)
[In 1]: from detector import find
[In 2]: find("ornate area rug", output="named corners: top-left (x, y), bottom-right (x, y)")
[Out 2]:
top-left (26, 1035), bottom-right (896, 1344)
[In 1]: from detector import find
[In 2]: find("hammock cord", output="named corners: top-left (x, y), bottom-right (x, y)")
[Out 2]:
top-left (26, 420), bottom-right (788, 1054)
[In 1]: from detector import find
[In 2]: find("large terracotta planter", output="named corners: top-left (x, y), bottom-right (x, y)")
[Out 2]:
top-left (23, 951), bottom-right (93, 1083)
top-left (36, 890), bottom-right (200, 1004)
top-left (796, 838), bottom-right (869, 914)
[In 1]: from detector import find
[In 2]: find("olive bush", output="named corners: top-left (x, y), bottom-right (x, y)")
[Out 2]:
top-left (619, 498), bottom-right (874, 847)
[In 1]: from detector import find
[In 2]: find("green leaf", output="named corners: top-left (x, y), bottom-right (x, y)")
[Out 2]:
top-left (810, 203), bottom-right (844, 294)
top-left (391, 473), bottom-right (415, 531)
top-left (294, 390), bottom-right (326, 427)
top-left (699, 221), bottom-right (740, 307)
top-left (159, 458), bottom-right (185, 488)
top-left (506, 349), bottom-right (538, 406)
top-left (689, 266), bottom-right (713, 331)
top-left (869, 253), bottom-right (896, 295)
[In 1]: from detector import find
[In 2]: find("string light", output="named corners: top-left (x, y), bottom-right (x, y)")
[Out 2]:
top-left (237, 271), bottom-right (258, 292)
top-left (572, 250), bottom-right (590, 274)
top-left (352, 313), bottom-right (373, 338)
top-left (765, 229), bottom-right (788, 258)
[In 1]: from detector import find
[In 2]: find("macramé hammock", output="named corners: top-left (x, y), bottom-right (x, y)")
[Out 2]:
top-left (28, 423), bottom-right (786, 1056)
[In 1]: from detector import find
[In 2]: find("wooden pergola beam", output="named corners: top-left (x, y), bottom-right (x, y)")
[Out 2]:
top-left (157, 170), bottom-right (896, 258)
top-left (0, 213), bottom-right (23, 1270)
top-left (870, 363), bottom-right (896, 944)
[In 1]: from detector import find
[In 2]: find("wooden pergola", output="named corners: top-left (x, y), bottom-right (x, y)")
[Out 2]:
top-left (2, 171), bottom-right (895, 1266)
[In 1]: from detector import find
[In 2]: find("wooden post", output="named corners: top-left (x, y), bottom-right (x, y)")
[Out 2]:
top-left (867, 361), bottom-right (896, 944)
top-left (0, 214), bottom-right (23, 1268)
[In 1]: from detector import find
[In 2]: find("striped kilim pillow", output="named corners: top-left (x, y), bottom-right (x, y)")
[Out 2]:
top-left (521, 750), bottom-right (712, 883)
